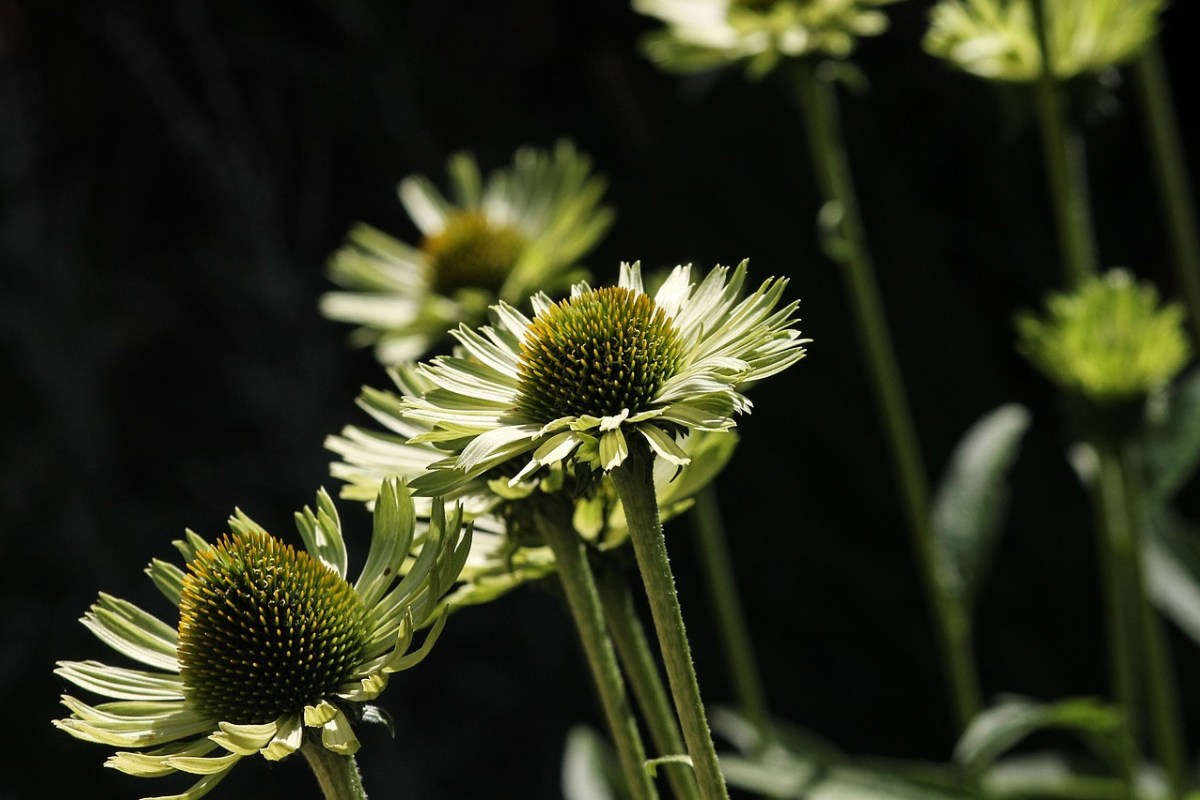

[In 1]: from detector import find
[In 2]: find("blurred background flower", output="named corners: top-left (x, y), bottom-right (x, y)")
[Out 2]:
top-left (320, 142), bottom-right (613, 363)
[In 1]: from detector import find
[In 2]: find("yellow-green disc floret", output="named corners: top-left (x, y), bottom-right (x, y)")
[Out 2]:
top-left (177, 531), bottom-right (367, 725)
top-left (516, 286), bottom-right (685, 422)
top-left (422, 211), bottom-right (526, 295)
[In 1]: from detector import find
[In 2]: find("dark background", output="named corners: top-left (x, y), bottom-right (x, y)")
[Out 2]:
top-left (2, 1), bottom-right (1199, 797)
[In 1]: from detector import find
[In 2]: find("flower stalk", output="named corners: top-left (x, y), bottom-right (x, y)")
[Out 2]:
top-left (790, 56), bottom-right (983, 731)
top-left (598, 561), bottom-right (702, 800)
top-left (610, 437), bottom-right (730, 800)
top-left (1029, 0), bottom-right (1099, 286)
top-left (533, 498), bottom-right (659, 800)
top-left (1090, 438), bottom-right (1187, 799)
top-left (690, 485), bottom-right (771, 737)
top-left (1131, 39), bottom-right (1200, 343)
top-left (302, 742), bottom-right (369, 800)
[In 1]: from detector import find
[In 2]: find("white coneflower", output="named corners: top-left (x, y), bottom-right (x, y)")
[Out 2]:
top-left (320, 141), bottom-right (612, 363)
top-left (636, 0), bottom-right (900, 78)
top-left (401, 261), bottom-right (806, 493)
top-left (54, 480), bottom-right (470, 800)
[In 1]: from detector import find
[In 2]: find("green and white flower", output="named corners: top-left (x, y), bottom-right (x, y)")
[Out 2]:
top-left (400, 260), bottom-right (807, 495)
top-left (54, 480), bottom-right (471, 800)
top-left (924, 0), bottom-right (1163, 82)
top-left (327, 366), bottom-right (740, 606)
top-left (1017, 268), bottom-right (1191, 403)
top-left (636, 0), bottom-right (900, 77)
top-left (320, 141), bottom-right (613, 364)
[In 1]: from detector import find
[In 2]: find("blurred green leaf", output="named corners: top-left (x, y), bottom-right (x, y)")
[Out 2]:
top-left (1145, 510), bottom-right (1200, 648)
top-left (714, 708), bottom-right (973, 799)
top-left (1143, 367), bottom-right (1200, 504)
top-left (931, 404), bottom-right (1032, 610)
top-left (955, 697), bottom-right (1129, 780)
top-left (562, 725), bottom-right (627, 800)
top-left (982, 751), bottom-right (1167, 800)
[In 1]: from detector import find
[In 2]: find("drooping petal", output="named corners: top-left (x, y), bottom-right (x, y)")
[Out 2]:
top-left (319, 706), bottom-right (361, 755)
top-left (107, 739), bottom-right (221, 777)
top-left (209, 720), bottom-right (280, 756)
top-left (81, 594), bottom-right (179, 672)
top-left (55, 660), bottom-right (185, 702)
top-left (55, 696), bottom-right (214, 748)
top-left (261, 714), bottom-right (305, 762)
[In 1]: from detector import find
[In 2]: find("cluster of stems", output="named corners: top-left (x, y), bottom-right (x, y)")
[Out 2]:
top-left (1027, 4), bottom-right (1195, 795)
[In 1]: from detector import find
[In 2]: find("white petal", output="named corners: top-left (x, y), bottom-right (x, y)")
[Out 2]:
top-left (397, 176), bottom-right (452, 235)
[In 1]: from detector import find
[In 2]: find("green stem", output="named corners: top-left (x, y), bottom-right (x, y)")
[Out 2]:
top-left (1117, 443), bottom-right (1188, 798)
top-left (1091, 436), bottom-right (1188, 798)
top-left (690, 486), bottom-right (770, 736)
top-left (1089, 440), bottom-right (1143, 799)
top-left (610, 437), bottom-right (730, 800)
top-left (1030, 0), bottom-right (1099, 285)
top-left (790, 57), bottom-right (983, 732)
top-left (534, 499), bottom-right (658, 800)
top-left (300, 743), bottom-right (369, 800)
top-left (1131, 39), bottom-right (1200, 343)
top-left (598, 561), bottom-right (702, 800)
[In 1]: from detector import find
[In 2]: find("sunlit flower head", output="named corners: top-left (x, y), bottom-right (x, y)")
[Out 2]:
top-left (1017, 269), bottom-right (1191, 403)
top-left (326, 366), bottom-right (741, 606)
top-left (398, 261), bottom-right (806, 497)
top-left (320, 141), bottom-right (613, 363)
top-left (636, 0), bottom-right (900, 77)
top-left (54, 480), bottom-right (471, 800)
top-left (924, 0), bottom-right (1163, 82)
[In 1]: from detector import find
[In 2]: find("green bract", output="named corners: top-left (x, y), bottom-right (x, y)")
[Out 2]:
top-left (54, 480), bottom-right (471, 800)
top-left (320, 141), bottom-right (613, 363)
top-left (400, 260), bottom-right (807, 493)
top-left (924, 0), bottom-right (1163, 82)
top-left (325, 364), bottom-right (741, 608)
top-left (1016, 269), bottom-right (1191, 403)
top-left (636, 0), bottom-right (900, 78)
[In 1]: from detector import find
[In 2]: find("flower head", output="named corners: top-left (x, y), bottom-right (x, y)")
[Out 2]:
top-left (924, 0), bottom-right (1163, 82)
top-left (326, 365), bottom-right (741, 606)
top-left (320, 141), bottom-right (613, 363)
top-left (54, 480), bottom-right (471, 800)
top-left (636, 0), bottom-right (900, 77)
top-left (1016, 269), bottom-right (1191, 403)
top-left (401, 261), bottom-right (807, 495)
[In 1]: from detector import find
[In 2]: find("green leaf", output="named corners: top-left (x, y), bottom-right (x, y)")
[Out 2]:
top-left (982, 751), bottom-right (1163, 800)
top-left (1145, 510), bottom-right (1200, 648)
top-left (1143, 367), bottom-right (1200, 503)
top-left (561, 725), bottom-right (626, 800)
top-left (931, 404), bottom-right (1032, 610)
top-left (955, 696), bottom-right (1130, 780)
top-left (809, 765), bottom-right (974, 800)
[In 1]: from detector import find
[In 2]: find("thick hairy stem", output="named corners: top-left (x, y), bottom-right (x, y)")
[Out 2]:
top-left (535, 500), bottom-right (658, 800)
top-left (611, 438), bottom-right (729, 800)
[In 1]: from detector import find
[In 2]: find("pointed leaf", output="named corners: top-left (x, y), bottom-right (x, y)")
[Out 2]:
top-left (1143, 367), bottom-right (1200, 503)
top-left (931, 404), bottom-right (1031, 610)
top-left (1145, 510), bottom-right (1200, 648)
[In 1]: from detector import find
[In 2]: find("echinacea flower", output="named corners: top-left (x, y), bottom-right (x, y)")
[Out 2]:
top-left (320, 141), bottom-right (613, 364)
top-left (325, 365), bottom-right (741, 607)
top-left (636, 0), bottom-right (900, 78)
top-left (924, 0), bottom-right (1163, 82)
top-left (400, 261), bottom-right (807, 495)
top-left (53, 480), bottom-right (471, 800)
top-left (1017, 268), bottom-right (1191, 404)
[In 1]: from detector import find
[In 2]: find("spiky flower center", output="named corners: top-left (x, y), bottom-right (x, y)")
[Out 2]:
top-left (516, 286), bottom-right (684, 422)
top-left (421, 211), bottom-right (526, 295)
top-left (177, 531), bottom-right (366, 725)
